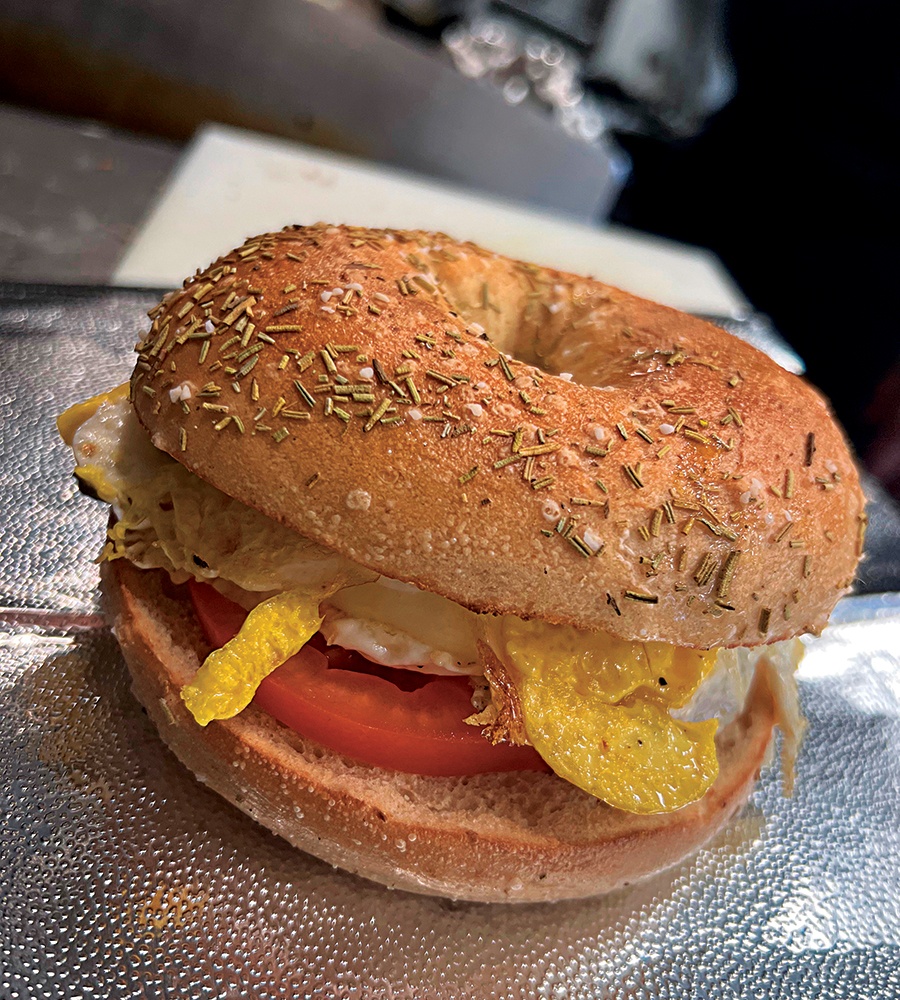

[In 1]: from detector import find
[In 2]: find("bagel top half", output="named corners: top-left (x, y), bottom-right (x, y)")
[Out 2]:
top-left (130, 224), bottom-right (865, 650)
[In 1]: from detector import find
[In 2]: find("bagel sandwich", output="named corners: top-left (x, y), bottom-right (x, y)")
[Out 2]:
top-left (59, 224), bottom-right (866, 902)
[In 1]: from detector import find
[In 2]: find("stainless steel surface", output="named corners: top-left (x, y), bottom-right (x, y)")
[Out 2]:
top-left (3, 286), bottom-right (900, 997)
top-left (1, 0), bottom-right (625, 221)
top-left (0, 105), bottom-right (179, 284)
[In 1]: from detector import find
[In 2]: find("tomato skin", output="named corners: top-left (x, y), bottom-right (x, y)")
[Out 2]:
top-left (189, 581), bottom-right (549, 776)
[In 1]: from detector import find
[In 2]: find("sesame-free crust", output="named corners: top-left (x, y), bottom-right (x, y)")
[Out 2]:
top-left (131, 225), bottom-right (865, 649)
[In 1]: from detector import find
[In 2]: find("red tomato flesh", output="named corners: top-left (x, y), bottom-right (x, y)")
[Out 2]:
top-left (189, 581), bottom-right (549, 776)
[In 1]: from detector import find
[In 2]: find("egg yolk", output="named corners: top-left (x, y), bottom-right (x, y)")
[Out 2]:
top-left (181, 587), bottom-right (328, 726)
top-left (486, 617), bottom-right (720, 813)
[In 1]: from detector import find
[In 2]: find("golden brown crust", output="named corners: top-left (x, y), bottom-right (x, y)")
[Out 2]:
top-left (103, 560), bottom-right (777, 903)
top-left (131, 224), bottom-right (865, 648)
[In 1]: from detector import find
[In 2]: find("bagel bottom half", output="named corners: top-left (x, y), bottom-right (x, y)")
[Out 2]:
top-left (101, 559), bottom-right (777, 904)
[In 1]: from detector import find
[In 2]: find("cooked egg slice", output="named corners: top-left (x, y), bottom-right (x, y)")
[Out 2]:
top-left (64, 394), bottom-right (374, 594)
top-left (484, 615), bottom-right (720, 813)
top-left (321, 577), bottom-right (482, 674)
top-left (181, 586), bottom-right (328, 725)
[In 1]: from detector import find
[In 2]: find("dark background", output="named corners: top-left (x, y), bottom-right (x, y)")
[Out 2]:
top-left (611, 1), bottom-right (899, 492)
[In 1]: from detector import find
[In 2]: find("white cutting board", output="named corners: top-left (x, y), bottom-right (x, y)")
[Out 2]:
top-left (115, 124), bottom-right (748, 316)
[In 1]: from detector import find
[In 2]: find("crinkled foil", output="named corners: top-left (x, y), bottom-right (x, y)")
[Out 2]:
top-left (3, 287), bottom-right (900, 998)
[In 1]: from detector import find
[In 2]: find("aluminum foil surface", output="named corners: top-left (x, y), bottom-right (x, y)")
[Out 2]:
top-left (3, 287), bottom-right (900, 998)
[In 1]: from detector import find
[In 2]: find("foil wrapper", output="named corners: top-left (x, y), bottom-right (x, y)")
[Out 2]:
top-left (3, 286), bottom-right (900, 997)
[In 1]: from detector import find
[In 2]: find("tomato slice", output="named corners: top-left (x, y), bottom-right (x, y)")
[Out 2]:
top-left (189, 581), bottom-right (549, 776)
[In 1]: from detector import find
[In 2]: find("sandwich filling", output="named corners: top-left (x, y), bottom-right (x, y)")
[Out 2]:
top-left (60, 388), bottom-right (803, 814)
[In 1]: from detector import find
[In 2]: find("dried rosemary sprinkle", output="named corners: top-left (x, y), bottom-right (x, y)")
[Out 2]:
top-left (758, 607), bottom-right (771, 634)
top-left (650, 508), bottom-right (663, 537)
top-left (774, 522), bottom-right (794, 543)
top-left (532, 476), bottom-right (555, 490)
top-left (179, 428), bottom-right (187, 452)
top-left (293, 380), bottom-right (315, 407)
top-left (235, 342), bottom-right (264, 364)
top-left (624, 590), bottom-right (659, 604)
top-left (717, 551), bottom-right (740, 599)
top-left (364, 398), bottom-right (392, 432)
top-left (616, 422), bottom-right (628, 440)
top-left (458, 466), bottom-right (479, 485)
top-left (694, 552), bottom-right (718, 587)
top-left (518, 442), bottom-right (560, 458)
top-left (857, 512), bottom-right (868, 556)
top-left (403, 377), bottom-right (421, 404)
top-left (623, 464), bottom-right (644, 488)
top-left (567, 535), bottom-right (593, 557)
top-left (222, 297), bottom-right (255, 327)
top-left (805, 432), bottom-right (816, 466)
top-left (494, 454), bottom-right (525, 470)
top-left (571, 497), bottom-right (606, 507)
top-left (585, 445), bottom-right (608, 457)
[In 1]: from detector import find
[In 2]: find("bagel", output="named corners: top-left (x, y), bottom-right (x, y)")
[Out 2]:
top-left (59, 224), bottom-right (864, 901)
top-left (131, 224), bottom-right (864, 649)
